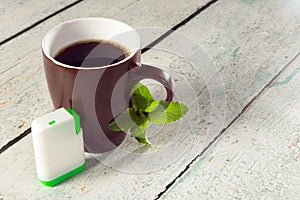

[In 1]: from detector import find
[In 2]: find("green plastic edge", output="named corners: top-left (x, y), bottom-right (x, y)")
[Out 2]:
top-left (66, 108), bottom-right (80, 134)
top-left (39, 162), bottom-right (85, 187)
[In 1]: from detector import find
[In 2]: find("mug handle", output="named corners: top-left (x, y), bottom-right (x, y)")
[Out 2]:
top-left (132, 64), bottom-right (174, 101)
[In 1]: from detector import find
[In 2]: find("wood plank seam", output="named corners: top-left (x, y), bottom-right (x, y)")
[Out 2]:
top-left (0, 128), bottom-right (31, 154)
top-left (141, 0), bottom-right (219, 54)
top-left (0, 0), bottom-right (84, 46)
top-left (0, 0), bottom-right (219, 154)
top-left (154, 52), bottom-right (300, 199)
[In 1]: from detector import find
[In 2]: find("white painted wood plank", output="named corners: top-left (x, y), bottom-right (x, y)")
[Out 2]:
top-left (0, 0), bottom-right (211, 149)
top-left (0, 0), bottom-right (78, 41)
top-left (161, 54), bottom-right (300, 200)
top-left (182, 0), bottom-right (300, 126)
top-left (1, 0), bottom-right (300, 199)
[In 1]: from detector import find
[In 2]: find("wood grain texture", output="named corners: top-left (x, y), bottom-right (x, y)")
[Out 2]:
top-left (161, 54), bottom-right (300, 200)
top-left (1, 0), bottom-right (300, 199)
top-left (181, 0), bottom-right (300, 126)
top-left (0, 0), bottom-right (78, 42)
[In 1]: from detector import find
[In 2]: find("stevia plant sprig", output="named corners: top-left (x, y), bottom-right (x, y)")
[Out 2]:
top-left (108, 83), bottom-right (188, 146)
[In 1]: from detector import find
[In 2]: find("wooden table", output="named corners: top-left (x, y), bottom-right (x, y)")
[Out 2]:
top-left (1, 0), bottom-right (299, 199)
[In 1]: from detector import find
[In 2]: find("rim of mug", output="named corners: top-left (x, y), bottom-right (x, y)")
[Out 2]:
top-left (42, 17), bottom-right (140, 70)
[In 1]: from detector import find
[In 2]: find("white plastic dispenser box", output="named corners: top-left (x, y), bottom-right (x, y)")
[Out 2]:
top-left (31, 108), bottom-right (85, 186)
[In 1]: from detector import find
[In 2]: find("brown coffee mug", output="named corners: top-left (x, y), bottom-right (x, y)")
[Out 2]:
top-left (42, 18), bottom-right (174, 153)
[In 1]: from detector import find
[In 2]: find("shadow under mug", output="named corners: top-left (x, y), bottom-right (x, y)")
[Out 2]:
top-left (42, 17), bottom-right (174, 153)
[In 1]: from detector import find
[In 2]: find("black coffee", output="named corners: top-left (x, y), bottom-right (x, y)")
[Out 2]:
top-left (54, 40), bottom-right (129, 67)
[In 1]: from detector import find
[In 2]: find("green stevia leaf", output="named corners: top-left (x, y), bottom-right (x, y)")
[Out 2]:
top-left (135, 137), bottom-right (152, 146)
top-left (129, 109), bottom-right (149, 126)
top-left (144, 100), bottom-right (161, 112)
top-left (108, 108), bottom-right (135, 131)
top-left (108, 108), bottom-right (150, 131)
top-left (132, 83), bottom-right (154, 111)
top-left (130, 121), bottom-right (148, 138)
top-left (130, 120), bottom-right (151, 146)
top-left (149, 101), bottom-right (189, 124)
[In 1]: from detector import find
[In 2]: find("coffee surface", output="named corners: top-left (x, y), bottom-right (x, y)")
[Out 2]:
top-left (54, 40), bottom-right (129, 67)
